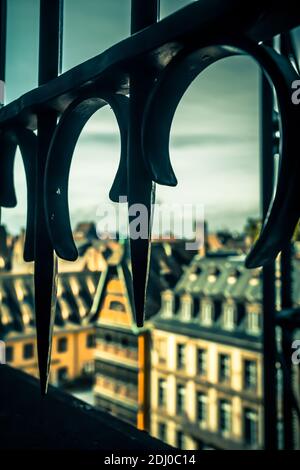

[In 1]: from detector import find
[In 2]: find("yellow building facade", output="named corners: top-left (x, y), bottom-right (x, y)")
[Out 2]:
top-left (151, 329), bottom-right (263, 449)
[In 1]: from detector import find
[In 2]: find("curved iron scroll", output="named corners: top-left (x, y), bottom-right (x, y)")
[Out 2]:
top-left (44, 92), bottom-right (128, 261)
top-left (141, 37), bottom-right (300, 268)
top-left (0, 0), bottom-right (298, 406)
top-left (0, 128), bottom-right (37, 262)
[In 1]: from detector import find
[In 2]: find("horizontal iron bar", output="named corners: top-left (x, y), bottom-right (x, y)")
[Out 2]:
top-left (0, 0), bottom-right (299, 130)
top-left (276, 307), bottom-right (300, 328)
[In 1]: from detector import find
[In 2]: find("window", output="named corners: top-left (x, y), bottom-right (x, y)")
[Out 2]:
top-left (109, 301), bottom-right (126, 312)
top-left (197, 348), bottom-right (207, 376)
top-left (162, 294), bottom-right (173, 318)
top-left (176, 430), bottom-right (184, 449)
top-left (219, 354), bottom-right (231, 383)
top-left (158, 378), bottom-right (167, 407)
top-left (57, 337), bottom-right (68, 353)
top-left (5, 345), bottom-right (13, 362)
top-left (247, 311), bottom-right (261, 335)
top-left (23, 343), bottom-right (34, 359)
top-left (176, 384), bottom-right (186, 415)
top-left (197, 392), bottom-right (207, 427)
top-left (219, 399), bottom-right (232, 435)
top-left (104, 334), bottom-right (112, 343)
top-left (158, 422), bottom-right (166, 441)
top-left (201, 301), bottom-right (213, 326)
top-left (157, 338), bottom-right (167, 364)
top-left (244, 360), bottom-right (257, 390)
top-left (83, 361), bottom-right (94, 374)
top-left (121, 337), bottom-right (129, 347)
top-left (181, 297), bottom-right (192, 321)
top-left (57, 367), bottom-right (68, 385)
top-left (244, 408), bottom-right (259, 447)
top-left (86, 333), bottom-right (96, 348)
top-left (223, 304), bottom-right (236, 330)
top-left (177, 344), bottom-right (186, 370)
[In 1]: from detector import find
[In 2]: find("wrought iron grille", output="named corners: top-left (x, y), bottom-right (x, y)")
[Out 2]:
top-left (0, 0), bottom-right (300, 450)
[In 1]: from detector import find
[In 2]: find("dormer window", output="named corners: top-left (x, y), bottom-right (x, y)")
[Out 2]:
top-left (69, 276), bottom-right (80, 296)
top-left (0, 303), bottom-right (13, 326)
top-left (59, 297), bottom-right (72, 321)
top-left (15, 279), bottom-right (26, 302)
top-left (57, 279), bottom-right (64, 297)
top-left (20, 303), bottom-right (33, 327)
top-left (86, 276), bottom-right (96, 295)
top-left (77, 297), bottom-right (88, 318)
top-left (223, 303), bottom-right (236, 331)
top-left (180, 296), bottom-right (192, 321)
top-left (161, 291), bottom-right (174, 318)
top-left (246, 306), bottom-right (261, 335)
top-left (201, 300), bottom-right (213, 326)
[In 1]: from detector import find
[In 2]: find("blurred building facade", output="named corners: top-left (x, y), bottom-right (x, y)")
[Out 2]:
top-left (150, 254), bottom-right (263, 450)
top-left (93, 239), bottom-right (195, 431)
top-left (2, 221), bottom-right (299, 449)
top-left (0, 223), bottom-right (111, 386)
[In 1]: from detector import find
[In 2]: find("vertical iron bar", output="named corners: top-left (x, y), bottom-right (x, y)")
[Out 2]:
top-left (280, 293), bottom-right (294, 449)
top-left (39, 0), bottom-right (62, 83)
top-left (260, 48), bottom-right (278, 449)
top-left (0, 0), bottom-right (6, 107)
top-left (131, 0), bottom-right (159, 33)
top-left (279, 34), bottom-right (295, 450)
top-left (0, 0), bottom-right (6, 225)
top-left (128, 0), bottom-right (159, 326)
top-left (36, 0), bottom-right (63, 394)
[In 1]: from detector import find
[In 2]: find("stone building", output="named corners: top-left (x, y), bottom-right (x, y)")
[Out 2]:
top-left (149, 253), bottom-right (263, 449)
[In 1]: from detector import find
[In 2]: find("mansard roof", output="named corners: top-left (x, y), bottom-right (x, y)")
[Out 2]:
top-left (175, 253), bottom-right (262, 302)
top-left (0, 270), bottom-right (100, 340)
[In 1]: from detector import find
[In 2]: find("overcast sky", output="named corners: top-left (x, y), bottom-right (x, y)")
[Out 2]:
top-left (2, 0), bottom-right (282, 235)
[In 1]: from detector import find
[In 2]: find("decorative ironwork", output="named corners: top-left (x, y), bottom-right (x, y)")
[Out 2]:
top-left (0, 0), bottom-right (300, 449)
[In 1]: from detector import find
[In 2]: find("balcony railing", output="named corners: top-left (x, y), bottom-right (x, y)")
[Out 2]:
top-left (0, 365), bottom-right (169, 450)
top-left (1, 0), bottom-right (300, 451)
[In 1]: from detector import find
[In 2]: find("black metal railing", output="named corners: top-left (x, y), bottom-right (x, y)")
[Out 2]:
top-left (0, 365), bottom-right (170, 450)
top-left (0, 0), bottom-right (300, 450)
